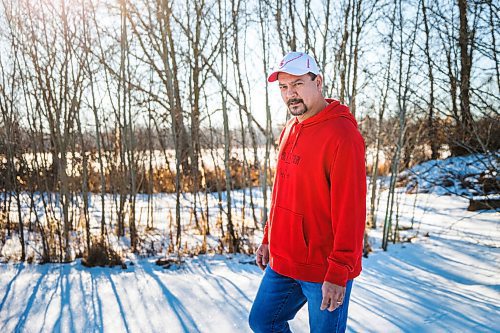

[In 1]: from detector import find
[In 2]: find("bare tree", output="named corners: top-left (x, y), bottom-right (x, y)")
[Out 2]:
top-left (258, 0), bottom-right (274, 228)
top-left (367, 1), bottom-right (397, 230)
top-left (218, 0), bottom-right (238, 252)
top-left (382, 0), bottom-right (420, 251)
top-left (0, 1), bottom-right (25, 260)
top-left (421, 0), bottom-right (439, 160)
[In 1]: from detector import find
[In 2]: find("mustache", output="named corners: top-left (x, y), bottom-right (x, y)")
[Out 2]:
top-left (287, 99), bottom-right (304, 106)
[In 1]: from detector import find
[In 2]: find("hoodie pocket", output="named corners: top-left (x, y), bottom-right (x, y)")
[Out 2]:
top-left (270, 206), bottom-right (308, 264)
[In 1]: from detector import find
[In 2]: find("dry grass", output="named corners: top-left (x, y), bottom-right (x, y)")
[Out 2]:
top-left (2, 156), bottom-right (267, 194)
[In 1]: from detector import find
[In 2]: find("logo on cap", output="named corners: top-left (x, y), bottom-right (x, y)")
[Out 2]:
top-left (279, 53), bottom-right (304, 69)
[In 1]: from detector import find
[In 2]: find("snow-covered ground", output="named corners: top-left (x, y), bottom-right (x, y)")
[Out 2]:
top-left (1, 153), bottom-right (499, 332)
top-left (1, 191), bottom-right (498, 333)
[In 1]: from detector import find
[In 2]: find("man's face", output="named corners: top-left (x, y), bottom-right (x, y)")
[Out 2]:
top-left (278, 72), bottom-right (322, 117)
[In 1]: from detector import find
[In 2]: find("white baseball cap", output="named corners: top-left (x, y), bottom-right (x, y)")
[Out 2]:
top-left (267, 51), bottom-right (320, 82)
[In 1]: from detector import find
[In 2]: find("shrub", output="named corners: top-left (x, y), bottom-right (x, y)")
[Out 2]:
top-left (82, 239), bottom-right (125, 268)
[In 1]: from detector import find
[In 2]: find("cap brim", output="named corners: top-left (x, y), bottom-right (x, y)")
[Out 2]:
top-left (267, 71), bottom-right (279, 82)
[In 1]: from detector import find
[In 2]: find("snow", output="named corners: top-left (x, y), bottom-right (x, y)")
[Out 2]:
top-left (1, 153), bottom-right (499, 332)
top-left (352, 193), bottom-right (499, 333)
top-left (1, 191), bottom-right (498, 332)
top-left (400, 152), bottom-right (499, 197)
top-left (0, 189), bottom-right (269, 262)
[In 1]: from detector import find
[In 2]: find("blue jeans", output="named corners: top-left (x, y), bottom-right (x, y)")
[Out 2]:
top-left (249, 266), bottom-right (353, 333)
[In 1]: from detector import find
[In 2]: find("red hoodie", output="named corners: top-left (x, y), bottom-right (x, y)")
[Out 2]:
top-left (262, 99), bottom-right (366, 287)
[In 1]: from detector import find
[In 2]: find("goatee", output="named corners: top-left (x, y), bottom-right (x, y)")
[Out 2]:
top-left (287, 98), bottom-right (308, 116)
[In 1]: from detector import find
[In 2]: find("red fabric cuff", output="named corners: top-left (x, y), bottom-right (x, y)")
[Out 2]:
top-left (324, 260), bottom-right (349, 287)
top-left (262, 222), bottom-right (269, 245)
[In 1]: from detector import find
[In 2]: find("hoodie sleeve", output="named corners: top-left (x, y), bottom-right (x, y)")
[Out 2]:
top-left (324, 130), bottom-right (366, 287)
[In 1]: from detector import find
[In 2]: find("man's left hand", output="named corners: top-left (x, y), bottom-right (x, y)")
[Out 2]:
top-left (320, 281), bottom-right (346, 312)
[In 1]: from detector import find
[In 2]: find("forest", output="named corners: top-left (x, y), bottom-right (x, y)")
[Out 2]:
top-left (0, 0), bottom-right (498, 264)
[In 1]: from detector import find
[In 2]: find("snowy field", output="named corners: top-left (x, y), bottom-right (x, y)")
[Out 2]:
top-left (0, 190), bottom-right (498, 333)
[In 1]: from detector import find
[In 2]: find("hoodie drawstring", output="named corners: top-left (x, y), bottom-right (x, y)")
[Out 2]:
top-left (290, 123), bottom-right (303, 156)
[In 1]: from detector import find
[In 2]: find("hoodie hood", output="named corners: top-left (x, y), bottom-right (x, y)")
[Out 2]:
top-left (285, 99), bottom-right (358, 157)
top-left (297, 98), bottom-right (358, 128)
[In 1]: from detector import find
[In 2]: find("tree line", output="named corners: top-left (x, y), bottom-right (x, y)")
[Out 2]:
top-left (0, 0), bottom-right (497, 262)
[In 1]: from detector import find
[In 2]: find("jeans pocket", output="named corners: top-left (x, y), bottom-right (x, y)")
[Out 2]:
top-left (270, 205), bottom-right (308, 264)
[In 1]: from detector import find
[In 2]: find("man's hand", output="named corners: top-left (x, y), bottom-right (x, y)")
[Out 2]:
top-left (320, 281), bottom-right (346, 312)
top-left (255, 244), bottom-right (269, 271)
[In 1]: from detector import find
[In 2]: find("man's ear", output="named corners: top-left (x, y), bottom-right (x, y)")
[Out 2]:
top-left (316, 75), bottom-right (323, 91)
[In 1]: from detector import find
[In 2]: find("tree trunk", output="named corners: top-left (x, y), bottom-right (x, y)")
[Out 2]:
top-left (422, 0), bottom-right (439, 160)
top-left (219, 0), bottom-right (238, 253)
top-left (458, 0), bottom-right (474, 134)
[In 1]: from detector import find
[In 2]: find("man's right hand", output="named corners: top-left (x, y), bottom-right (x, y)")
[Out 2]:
top-left (255, 244), bottom-right (269, 271)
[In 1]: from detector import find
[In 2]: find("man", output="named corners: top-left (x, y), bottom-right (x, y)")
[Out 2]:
top-left (249, 51), bottom-right (366, 333)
